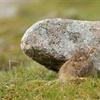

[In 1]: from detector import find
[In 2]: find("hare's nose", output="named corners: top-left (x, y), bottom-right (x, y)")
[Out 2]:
top-left (74, 62), bottom-right (78, 64)
top-left (72, 62), bottom-right (77, 66)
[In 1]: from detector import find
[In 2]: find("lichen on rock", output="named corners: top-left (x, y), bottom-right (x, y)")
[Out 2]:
top-left (21, 18), bottom-right (100, 72)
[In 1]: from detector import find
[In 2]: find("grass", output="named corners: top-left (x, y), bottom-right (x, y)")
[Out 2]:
top-left (0, 1), bottom-right (100, 70)
top-left (0, 63), bottom-right (100, 100)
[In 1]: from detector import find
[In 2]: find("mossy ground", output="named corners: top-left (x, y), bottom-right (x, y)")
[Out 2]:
top-left (0, 0), bottom-right (100, 70)
top-left (0, 1), bottom-right (100, 100)
top-left (0, 63), bottom-right (100, 100)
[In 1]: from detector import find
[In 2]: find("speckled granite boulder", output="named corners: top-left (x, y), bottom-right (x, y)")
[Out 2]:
top-left (21, 18), bottom-right (100, 72)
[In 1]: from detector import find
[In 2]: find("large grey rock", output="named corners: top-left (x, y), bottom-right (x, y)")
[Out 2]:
top-left (20, 18), bottom-right (100, 72)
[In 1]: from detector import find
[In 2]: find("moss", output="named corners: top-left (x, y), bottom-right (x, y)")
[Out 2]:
top-left (0, 1), bottom-right (100, 70)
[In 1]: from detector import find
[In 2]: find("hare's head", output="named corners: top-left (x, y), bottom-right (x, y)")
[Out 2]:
top-left (71, 48), bottom-right (95, 69)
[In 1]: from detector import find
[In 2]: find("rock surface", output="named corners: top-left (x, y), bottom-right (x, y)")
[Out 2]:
top-left (21, 18), bottom-right (100, 72)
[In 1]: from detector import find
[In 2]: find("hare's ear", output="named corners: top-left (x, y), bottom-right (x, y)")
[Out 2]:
top-left (87, 48), bottom-right (95, 55)
top-left (76, 47), bottom-right (82, 52)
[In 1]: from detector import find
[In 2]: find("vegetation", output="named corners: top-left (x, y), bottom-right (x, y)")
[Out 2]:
top-left (0, 64), bottom-right (100, 100)
top-left (0, 1), bottom-right (100, 99)
top-left (0, 0), bottom-right (100, 70)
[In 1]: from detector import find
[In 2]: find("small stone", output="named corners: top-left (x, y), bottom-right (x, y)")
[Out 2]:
top-left (20, 18), bottom-right (100, 72)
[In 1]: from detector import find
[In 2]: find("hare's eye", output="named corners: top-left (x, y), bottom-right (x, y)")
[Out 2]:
top-left (78, 57), bottom-right (84, 62)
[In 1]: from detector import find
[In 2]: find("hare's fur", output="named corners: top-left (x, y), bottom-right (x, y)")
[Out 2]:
top-left (59, 48), bottom-right (96, 81)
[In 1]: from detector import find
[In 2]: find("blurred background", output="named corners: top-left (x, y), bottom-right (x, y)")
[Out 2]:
top-left (0, 0), bottom-right (100, 71)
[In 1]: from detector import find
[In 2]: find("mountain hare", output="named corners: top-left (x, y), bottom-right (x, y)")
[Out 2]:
top-left (59, 48), bottom-right (96, 81)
